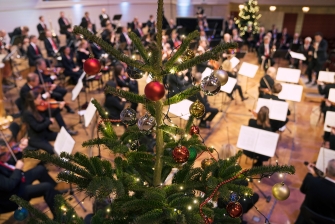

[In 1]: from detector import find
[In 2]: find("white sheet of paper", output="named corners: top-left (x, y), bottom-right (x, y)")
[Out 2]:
top-left (328, 89), bottom-right (335, 103)
top-left (318, 71), bottom-right (335, 83)
top-left (316, 147), bottom-right (335, 173)
top-left (324, 111), bottom-right (335, 132)
top-left (78, 110), bottom-right (86, 116)
top-left (238, 62), bottom-right (258, 78)
top-left (237, 126), bottom-right (279, 157)
top-left (230, 57), bottom-right (240, 68)
top-left (54, 127), bottom-right (75, 156)
top-left (146, 75), bottom-right (152, 83)
top-left (168, 99), bottom-right (194, 120)
top-left (201, 67), bottom-right (213, 80)
top-left (79, 72), bottom-right (86, 81)
top-left (276, 67), bottom-right (301, 83)
top-left (278, 83), bottom-right (303, 102)
top-left (220, 77), bottom-right (237, 94)
top-left (255, 98), bottom-right (288, 121)
top-left (289, 51), bottom-right (306, 61)
top-left (84, 98), bottom-right (97, 127)
top-left (71, 80), bottom-right (83, 101)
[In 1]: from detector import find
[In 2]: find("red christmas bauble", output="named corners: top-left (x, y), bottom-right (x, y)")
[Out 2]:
top-left (83, 58), bottom-right (101, 75)
top-left (172, 146), bottom-right (189, 163)
top-left (226, 202), bottom-right (243, 218)
top-left (189, 125), bottom-right (200, 135)
top-left (206, 217), bottom-right (213, 223)
top-left (144, 81), bottom-right (165, 101)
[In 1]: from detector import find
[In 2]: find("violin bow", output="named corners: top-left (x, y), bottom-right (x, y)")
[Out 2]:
top-left (0, 129), bottom-right (17, 162)
top-left (36, 70), bottom-right (52, 118)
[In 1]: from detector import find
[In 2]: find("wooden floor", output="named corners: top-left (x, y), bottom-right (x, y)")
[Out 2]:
top-left (0, 52), bottom-right (325, 224)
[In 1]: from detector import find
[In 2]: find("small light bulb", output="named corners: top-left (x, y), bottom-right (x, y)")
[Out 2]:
top-left (81, 201), bottom-right (84, 204)
top-left (193, 200), bottom-right (197, 204)
top-left (244, 198), bottom-right (246, 201)
top-left (187, 205), bottom-right (192, 210)
top-left (105, 111), bottom-right (108, 115)
top-left (170, 68), bottom-right (176, 73)
top-left (107, 208), bottom-right (110, 212)
top-left (117, 124), bottom-right (119, 127)
top-left (279, 173), bottom-right (283, 178)
top-left (160, 183), bottom-right (163, 186)
top-left (136, 178), bottom-right (140, 181)
top-left (174, 208), bottom-right (177, 212)
top-left (180, 186), bottom-right (184, 190)
top-left (258, 180), bottom-right (261, 183)
top-left (184, 134), bottom-right (188, 137)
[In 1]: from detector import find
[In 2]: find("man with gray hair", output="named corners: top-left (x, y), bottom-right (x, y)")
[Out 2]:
top-left (299, 37), bottom-right (315, 84)
top-left (295, 159), bottom-right (335, 223)
top-left (259, 66), bottom-right (276, 98)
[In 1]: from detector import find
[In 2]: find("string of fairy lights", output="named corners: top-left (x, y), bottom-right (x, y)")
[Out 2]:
top-left (234, 0), bottom-right (261, 36)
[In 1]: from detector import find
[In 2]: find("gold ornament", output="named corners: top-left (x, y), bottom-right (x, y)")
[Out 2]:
top-left (181, 49), bottom-right (195, 62)
top-left (272, 182), bottom-right (290, 201)
top-left (201, 158), bottom-right (215, 169)
top-left (213, 70), bottom-right (229, 86)
top-left (189, 100), bottom-right (205, 118)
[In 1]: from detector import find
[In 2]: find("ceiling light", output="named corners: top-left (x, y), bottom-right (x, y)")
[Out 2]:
top-left (269, 6), bottom-right (276, 12)
top-left (239, 4), bottom-right (244, 10)
top-left (302, 7), bottom-right (310, 12)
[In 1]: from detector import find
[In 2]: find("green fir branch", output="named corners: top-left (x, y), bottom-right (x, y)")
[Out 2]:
top-left (164, 85), bottom-right (200, 105)
top-left (105, 86), bottom-right (148, 104)
top-left (244, 164), bottom-right (295, 177)
top-left (135, 209), bottom-right (165, 224)
top-left (128, 32), bottom-right (150, 63)
top-left (164, 30), bottom-right (199, 69)
top-left (159, 124), bottom-right (185, 135)
top-left (185, 116), bottom-right (195, 133)
top-left (73, 26), bottom-right (156, 74)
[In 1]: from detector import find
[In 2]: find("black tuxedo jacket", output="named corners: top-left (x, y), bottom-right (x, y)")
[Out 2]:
top-left (44, 38), bottom-right (58, 57)
top-left (299, 173), bottom-right (335, 220)
top-left (61, 54), bottom-right (77, 73)
top-left (99, 14), bottom-right (110, 27)
top-left (254, 32), bottom-right (266, 44)
top-left (0, 165), bottom-right (22, 212)
top-left (258, 43), bottom-right (273, 62)
top-left (316, 39), bottom-right (328, 63)
top-left (133, 28), bottom-right (143, 38)
top-left (23, 110), bottom-right (53, 141)
top-left (80, 17), bottom-right (90, 28)
top-left (27, 44), bottom-right (43, 66)
top-left (298, 44), bottom-right (314, 62)
top-left (318, 83), bottom-right (335, 98)
top-left (120, 33), bottom-right (129, 44)
top-left (58, 17), bottom-right (71, 34)
top-left (37, 23), bottom-right (47, 33)
top-left (9, 27), bottom-right (22, 40)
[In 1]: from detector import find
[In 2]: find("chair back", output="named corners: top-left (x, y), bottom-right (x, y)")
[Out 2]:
top-left (301, 205), bottom-right (335, 224)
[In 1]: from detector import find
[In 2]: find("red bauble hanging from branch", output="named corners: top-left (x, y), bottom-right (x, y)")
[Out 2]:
top-left (144, 81), bottom-right (165, 101)
top-left (83, 57), bottom-right (101, 75)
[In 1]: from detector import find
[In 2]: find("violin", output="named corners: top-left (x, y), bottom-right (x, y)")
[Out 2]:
top-left (37, 99), bottom-right (66, 112)
top-left (248, 109), bottom-right (257, 118)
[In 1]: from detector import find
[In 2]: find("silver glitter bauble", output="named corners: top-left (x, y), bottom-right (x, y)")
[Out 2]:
top-left (137, 114), bottom-right (156, 134)
top-left (120, 108), bottom-right (137, 125)
top-left (200, 74), bottom-right (221, 96)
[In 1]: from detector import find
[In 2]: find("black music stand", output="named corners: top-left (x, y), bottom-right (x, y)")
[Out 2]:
top-left (273, 49), bottom-right (288, 65)
top-left (112, 14), bottom-right (122, 21)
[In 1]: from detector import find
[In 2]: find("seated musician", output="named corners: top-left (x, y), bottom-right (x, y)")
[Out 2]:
top-left (190, 73), bottom-right (218, 129)
top-left (19, 73), bottom-right (78, 136)
top-left (104, 79), bottom-right (126, 120)
top-left (317, 78), bottom-right (335, 120)
top-left (35, 58), bottom-right (74, 113)
top-left (120, 26), bottom-right (132, 49)
top-left (169, 30), bottom-right (181, 49)
top-left (166, 69), bottom-right (190, 98)
top-left (76, 40), bottom-right (90, 69)
top-left (259, 66), bottom-right (276, 98)
top-left (245, 106), bottom-right (272, 166)
top-left (101, 21), bottom-right (116, 47)
top-left (115, 63), bottom-right (139, 111)
top-left (0, 30), bottom-right (11, 52)
top-left (320, 99), bottom-right (335, 145)
top-left (221, 58), bottom-right (248, 101)
top-left (27, 35), bottom-right (44, 67)
top-left (37, 16), bottom-right (48, 34)
top-left (232, 28), bottom-right (243, 42)
top-left (254, 26), bottom-right (266, 52)
top-left (133, 23), bottom-right (144, 39)
top-left (276, 27), bottom-right (291, 50)
top-left (258, 35), bottom-right (275, 70)
top-left (99, 8), bottom-right (110, 28)
top-left (0, 146), bottom-right (62, 216)
top-left (58, 11), bottom-right (72, 41)
top-left (8, 26), bottom-right (29, 43)
top-left (61, 46), bottom-right (84, 85)
top-left (263, 83), bottom-right (291, 132)
top-left (44, 31), bottom-right (59, 58)
top-left (244, 26), bottom-right (255, 52)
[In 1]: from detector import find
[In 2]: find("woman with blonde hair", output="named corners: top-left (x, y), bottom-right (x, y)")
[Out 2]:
top-left (221, 58), bottom-right (248, 101)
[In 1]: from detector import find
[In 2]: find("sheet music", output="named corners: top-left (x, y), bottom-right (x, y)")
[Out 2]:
top-left (237, 126), bottom-right (279, 157)
top-left (220, 77), bottom-right (237, 94)
top-left (168, 99), bottom-right (193, 120)
top-left (79, 72), bottom-right (86, 81)
top-left (84, 98), bottom-right (97, 127)
top-left (201, 67), bottom-right (213, 80)
top-left (146, 74), bottom-right (152, 83)
top-left (71, 79), bottom-right (83, 101)
top-left (54, 127), bottom-right (75, 156)
top-left (238, 62), bottom-right (258, 78)
top-left (289, 51), bottom-right (306, 61)
top-left (318, 71), bottom-right (335, 83)
top-left (276, 67), bottom-right (301, 83)
top-left (230, 57), bottom-right (240, 68)
top-left (256, 98), bottom-right (289, 121)
top-left (328, 89), bottom-right (335, 103)
top-left (278, 83), bottom-right (303, 102)
top-left (316, 147), bottom-right (335, 173)
top-left (324, 111), bottom-right (335, 132)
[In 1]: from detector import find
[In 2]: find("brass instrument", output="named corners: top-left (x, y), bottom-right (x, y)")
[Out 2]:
top-left (49, 21), bottom-right (57, 37)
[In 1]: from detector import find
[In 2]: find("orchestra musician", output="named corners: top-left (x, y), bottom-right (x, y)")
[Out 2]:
top-left (224, 19), bottom-right (235, 36)
top-left (258, 35), bottom-right (275, 70)
top-left (0, 30), bottom-right (10, 52)
top-left (80, 12), bottom-right (91, 29)
top-left (101, 21), bottom-right (116, 47)
top-left (276, 27), bottom-right (291, 50)
top-left (35, 58), bottom-right (75, 114)
top-left (259, 66), bottom-right (276, 98)
top-left (26, 35), bottom-right (44, 67)
top-left (37, 16), bottom-right (48, 34)
top-left (269, 24), bottom-right (278, 43)
top-left (76, 39), bottom-right (90, 69)
top-left (146, 15), bottom-right (155, 34)
top-left (120, 26), bottom-right (132, 48)
top-left (309, 32), bottom-right (328, 85)
top-left (8, 26), bottom-right (29, 43)
top-left (61, 46), bottom-right (84, 85)
top-left (44, 30), bottom-right (59, 58)
top-left (295, 159), bottom-right (335, 223)
top-left (232, 28), bottom-right (243, 42)
top-left (245, 106), bottom-right (272, 166)
top-left (0, 145), bottom-right (62, 216)
top-left (166, 69), bottom-right (190, 98)
top-left (58, 11), bottom-right (72, 41)
top-left (99, 8), bottom-right (110, 28)
top-left (244, 26), bottom-right (255, 52)
top-left (317, 77), bottom-right (335, 120)
top-left (104, 79), bottom-right (126, 120)
top-left (254, 26), bottom-right (266, 52)
top-left (133, 23), bottom-right (144, 39)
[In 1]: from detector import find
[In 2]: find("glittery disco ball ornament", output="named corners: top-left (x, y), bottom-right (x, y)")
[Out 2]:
top-left (120, 108), bottom-right (137, 125)
top-left (188, 146), bottom-right (197, 161)
top-left (129, 140), bottom-right (139, 151)
top-left (189, 125), bottom-right (200, 135)
top-left (181, 49), bottom-right (195, 62)
top-left (14, 207), bottom-right (28, 221)
top-left (226, 201), bottom-right (243, 218)
top-left (212, 70), bottom-right (229, 86)
top-left (230, 192), bottom-right (239, 202)
top-left (137, 114), bottom-right (156, 134)
top-left (272, 182), bottom-right (290, 201)
top-left (189, 100), bottom-right (205, 118)
top-left (144, 81), bottom-right (165, 101)
top-left (172, 145), bottom-right (189, 163)
top-left (201, 158), bottom-right (215, 169)
top-left (200, 75), bottom-right (221, 96)
top-left (83, 58), bottom-right (101, 75)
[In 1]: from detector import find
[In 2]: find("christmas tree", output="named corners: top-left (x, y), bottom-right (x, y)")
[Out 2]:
top-left (11, 0), bottom-right (294, 223)
top-left (235, 0), bottom-right (262, 36)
